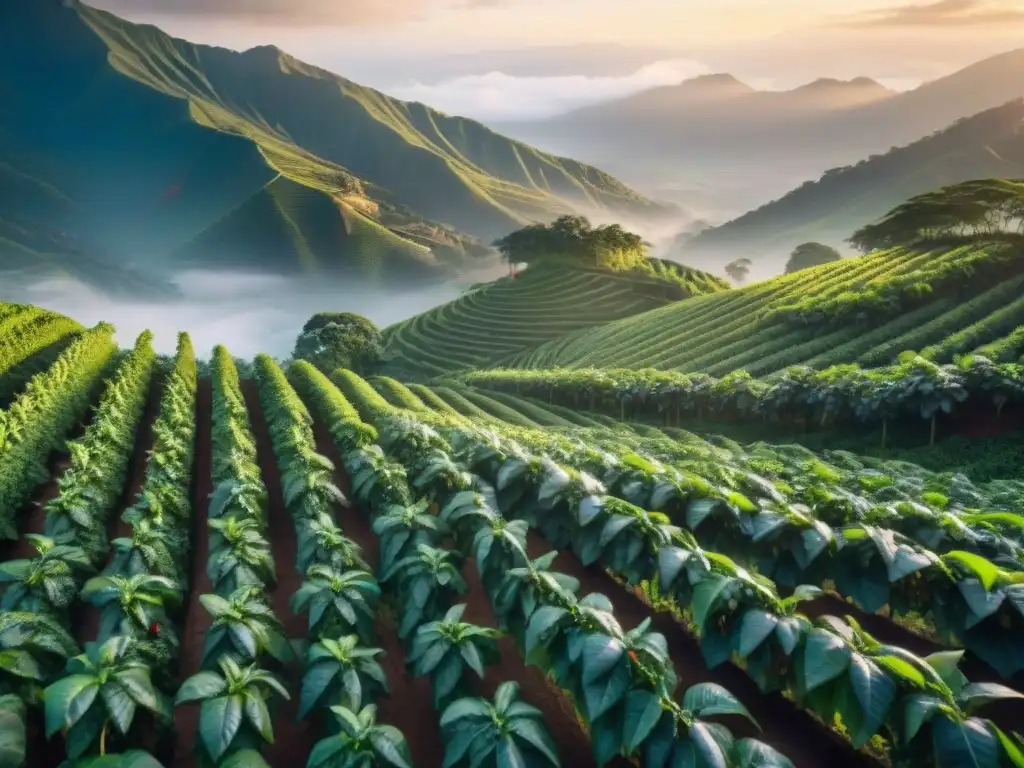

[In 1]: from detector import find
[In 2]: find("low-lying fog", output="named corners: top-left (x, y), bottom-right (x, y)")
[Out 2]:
top-left (9, 269), bottom-right (489, 359)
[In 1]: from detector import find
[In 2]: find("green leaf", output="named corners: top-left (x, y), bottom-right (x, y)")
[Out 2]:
top-left (683, 683), bottom-right (758, 727)
top-left (45, 676), bottom-right (98, 737)
top-left (802, 630), bottom-right (851, 693)
top-left (176, 671), bottom-right (227, 704)
top-left (370, 729), bottom-right (414, 768)
top-left (509, 718), bottom-right (559, 766)
top-left (848, 655), bottom-right (895, 749)
top-left (931, 716), bottom-right (999, 768)
top-left (692, 576), bottom-right (736, 634)
top-left (945, 551), bottom-right (1001, 591)
top-left (101, 682), bottom-right (138, 736)
top-left (958, 683), bottom-right (1024, 715)
top-left (0, 695), bottom-right (26, 768)
top-left (200, 695), bottom-right (243, 762)
top-left (992, 726), bottom-right (1024, 768)
top-left (298, 663), bottom-right (336, 719)
top-left (525, 606), bottom-right (566, 658)
top-left (581, 635), bottom-right (625, 684)
top-left (244, 689), bottom-right (273, 743)
top-left (738, 611), bottom-right (778, 658)
top-left (690, 721), bottom-right (730, 768)
top-left (733, 738), bottom-right (796, 768)
top-left (876, 655), bottom-right (927, 688)
top-left (622, 689), bottom-right (663, 753)
top-left (496, 736), bottom-right (528, 768)
top-left (903, 693), bottom-right (942, 743)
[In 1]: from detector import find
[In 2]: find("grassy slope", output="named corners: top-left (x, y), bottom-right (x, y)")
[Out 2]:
top-left (378, 262), bottom-right (728, 378)
top-left (1, 0), bottom-right (671, 293)
top-left (502, 244), bottom-right (1024, 374)
top-left (682, 100), bottom-right (1024, 263)
top-left (77, 3), bottom-right (674, 239)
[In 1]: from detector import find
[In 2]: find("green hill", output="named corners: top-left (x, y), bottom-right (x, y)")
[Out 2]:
top-left (0, 0), bottom-right (674, 294)
top-left (378, 261), bottom-right (728, 378)
top-left (680, 100), bottom-right (1024, 271)
top-left (498, 241), bottom-right (1024, 373)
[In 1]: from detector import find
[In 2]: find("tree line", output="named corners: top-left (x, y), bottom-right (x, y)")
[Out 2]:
top-left (849, 178), bottom-right (1024, 252)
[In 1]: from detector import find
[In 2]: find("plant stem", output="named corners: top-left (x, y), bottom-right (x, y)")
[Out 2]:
top-left (100, 720), bottom-right (109, 756)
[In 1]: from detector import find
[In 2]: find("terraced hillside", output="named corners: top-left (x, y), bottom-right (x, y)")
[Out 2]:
top-left (1, 299), bottom-right (1023, 767)
top-left (379, 262), bottom-right (727, 378)
top-left (511, 242), bottom-right (1024, 373)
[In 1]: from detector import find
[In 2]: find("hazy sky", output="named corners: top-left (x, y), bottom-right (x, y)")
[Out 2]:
top-left (85, 0), bottom-right (1024, 119)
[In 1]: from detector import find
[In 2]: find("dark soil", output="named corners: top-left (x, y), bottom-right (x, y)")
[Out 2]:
top-left (311, 422), bottom-right (616, 768)
top-left (239, 380), bottom-right (314, 767)
top-left (520, 534), bottom-right (879, 768)
top-left (172, 378), bottom-right (214, 766)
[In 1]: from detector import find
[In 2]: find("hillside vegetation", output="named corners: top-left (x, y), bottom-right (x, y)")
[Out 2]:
top-left (681, 100), bottom-right (1024, 268)
top-left (0, 0), bottom-right (671, 293)
top-left (379, 260), bottom-right (728, 378)
top-left (511, 239), bottom-right (1024, 373)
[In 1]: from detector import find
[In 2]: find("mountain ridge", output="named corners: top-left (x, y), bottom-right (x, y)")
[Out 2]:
top-left (494, 46), bottom-right (1024, 218)
top-left (678, 99), bottom-right (1024, 274)
top-left (0, 0), bottom-right (675, 295)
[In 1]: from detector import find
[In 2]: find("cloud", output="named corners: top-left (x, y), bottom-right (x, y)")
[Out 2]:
top-left (84, 0), bottom-right (500, 26)
top-left (841, 0), bottom-right (1024, 27)
top-left (384, 59), bottom-right (712, 121)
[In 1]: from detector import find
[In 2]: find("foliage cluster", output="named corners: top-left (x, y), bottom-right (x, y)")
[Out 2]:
top-left (334, 376), bottom-right (1024, 766)
top-left (850, 179), bottom-right (1024, 253)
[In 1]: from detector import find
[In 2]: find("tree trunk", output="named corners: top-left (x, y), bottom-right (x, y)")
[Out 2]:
top-left (929, 414), bottom-right (937, 447)
top-left (881, 418), bottom-right (888, 449)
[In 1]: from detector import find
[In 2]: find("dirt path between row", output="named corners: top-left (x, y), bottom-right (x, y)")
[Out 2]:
top-left (520, 533), bottom-right (878, 768)
top-left (172, 378), bottom-right (214, 767)
top-left (241, 381), bottom-right (314, 767)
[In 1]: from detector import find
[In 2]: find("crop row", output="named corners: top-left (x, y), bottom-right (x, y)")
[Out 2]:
top-left (380, 266), bottom-right (679, 376)
top-left (307, 364), bottom-right (795, 767)
top-left (767, 243), bottom-right (1020, 330)
top-left (365, 375), bottom-right (1024, 679)
top-left (0, 331), bottom-right (157, 765)
top-left (0, 323), bottom-right (117, 537)
top-left (0, 332), bottom-right (195, 765)
top-left (509, 245), bottom-right (1024, 375)
top-left (0, 307), bottom-right (83, 379)
top-left (457, 354), bottom-right (1024, 447)
top-left (331, 368), bottom-right (1024, 766)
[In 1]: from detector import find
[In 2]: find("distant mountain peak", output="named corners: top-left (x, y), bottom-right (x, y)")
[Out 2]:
top-left (794, 77), bottom-right (891, 93)
top-left (681, 73), bottom-right (754, 91)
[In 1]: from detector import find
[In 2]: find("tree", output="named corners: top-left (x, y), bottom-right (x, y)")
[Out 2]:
top-left (785, 243), bottom-right (842, 274)
top-left (292, 313), bottom-right (383, 376)
top-left (491, 215), bottom-right (648, 269)
top-left (724, 258), bottom-right (752, 285)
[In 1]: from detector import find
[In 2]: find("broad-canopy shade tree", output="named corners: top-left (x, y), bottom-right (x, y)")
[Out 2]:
top-left (785, 242), bottom-right (842, 274)
top-left (849, 178), bottom-right (1024, 252)
top-left (491, 215), bottom-right (648, 269)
